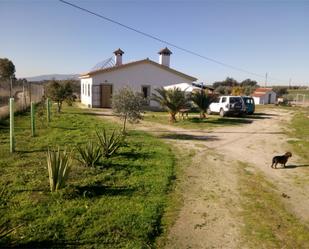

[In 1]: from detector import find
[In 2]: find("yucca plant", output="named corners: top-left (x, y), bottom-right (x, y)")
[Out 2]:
top-left (76, 141), bottom-right (102, 167)
top-left (96, 128), bottom-right (124, 158)
top-left (47, 148), bottom-right (72, 192)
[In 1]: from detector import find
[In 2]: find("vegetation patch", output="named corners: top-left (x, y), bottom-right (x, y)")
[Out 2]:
top-left (0, 105), bottom-right (175, 248)
top-left (238, 162), bottom-right (309, 248)
top-left (287, 107), bottom-right (309, 161)
top-left (144, 111), bottom-right (253, 130)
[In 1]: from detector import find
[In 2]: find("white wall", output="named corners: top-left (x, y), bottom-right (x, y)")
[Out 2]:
top-left (253, 91), bottom-right (277, 105)
top-left (89, 62), bottom-right (195, 107)
top-left (80, 78), bottom-right (93, 107)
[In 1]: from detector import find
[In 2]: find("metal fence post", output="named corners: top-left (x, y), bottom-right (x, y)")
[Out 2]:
top-left (9, 98), bottom-right (15, 153)
top-left (31, 102), bottom-right (35, 137)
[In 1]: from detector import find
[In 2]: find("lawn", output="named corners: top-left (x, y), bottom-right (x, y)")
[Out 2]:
top-left (144, 111), bottom-right (255, 130)
top-left (288, 107), bottom-right (309, 161)
top-left (0, 105), bottom-right (175, 248)
top-left (238, 162), bottom-right (309, 248)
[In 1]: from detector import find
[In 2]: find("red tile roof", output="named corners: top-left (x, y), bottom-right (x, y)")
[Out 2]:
top-left (254, 87), bottom-right (273, 92)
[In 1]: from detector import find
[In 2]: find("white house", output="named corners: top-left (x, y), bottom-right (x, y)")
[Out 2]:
top-left (251, 88), bottom-right (277, 104)
top-left (80, 48), bottom-right (197, 108)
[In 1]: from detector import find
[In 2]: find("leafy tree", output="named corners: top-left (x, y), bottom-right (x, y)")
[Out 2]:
top-left (112, 87), bottom-right (145, 132)
top-left (272, 86), bottom-right (288, 97)
top-left (243, 85), bottom-right (257, 96)
top-left (191, 90), bottom-right (215, 118)
top-left (213, 77), bottom-right (239, 88)
top-left (240, 78), bottom-right (258, 87)
top-left (152, 87), bottom-right (188, 123)
top-left (45, 79), bottom-right (74, 113)
top-left (231, 86), bottom-right (244, 96)
top-left (0, 58), bottom-right (15, 80)
top-left (215, 85), bottom-right (232, 95)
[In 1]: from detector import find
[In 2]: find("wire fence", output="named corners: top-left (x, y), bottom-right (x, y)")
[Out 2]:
top-left (0, 83), bottom-right (44, 120)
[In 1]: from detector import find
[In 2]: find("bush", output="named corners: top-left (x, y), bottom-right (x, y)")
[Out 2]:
top-left (76, 141), bottom-right (102, 167)
top-left (96, 128), bottom-right (124, 158)
top-left (47, 148), bottom-right (72, 192)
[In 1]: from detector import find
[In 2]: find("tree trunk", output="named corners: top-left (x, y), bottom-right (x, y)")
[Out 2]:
top-left (169, 113), bottom-right (176, 123)
top-left (57, 101), bottom-right (62, 113)
top-left (123, 115), bottom-right (127, 133)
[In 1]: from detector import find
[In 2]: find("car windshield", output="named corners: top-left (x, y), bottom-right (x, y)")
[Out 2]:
top-left (230, 97), bottom-right (242, 103)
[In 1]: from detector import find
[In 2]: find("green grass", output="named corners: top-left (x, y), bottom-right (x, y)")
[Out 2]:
top-left (238, 162), bottom-right (309, 248)
top-left (288, 107), bottom-right (309, 161)
top-left (144, 111), bottom-right (254, 130)
top-left (0, 105), bottom-right (175, 248)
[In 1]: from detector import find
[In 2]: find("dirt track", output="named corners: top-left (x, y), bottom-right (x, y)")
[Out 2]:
top-left (95, 108), bottom-right (309, 248)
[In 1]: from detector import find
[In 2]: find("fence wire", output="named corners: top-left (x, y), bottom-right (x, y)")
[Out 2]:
top-left (0, 83), bottom-right (44, 120)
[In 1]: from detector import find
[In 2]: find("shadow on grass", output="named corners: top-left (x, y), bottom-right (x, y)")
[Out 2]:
top-left (15, 148), bottom-right (46, 154)
top-left (2, 240), bottom-right (99, 249)
top-left (73, 185), bottom-right (136, 198)
top-left (189, 117), bottom-right (253, 125)
top-left (117, 150), bottom-right (153, 160)
top-left (253, 112), bottom-right (279, 116)
top-left (160, 133), bottom-right (219, 141)
top-left (280, 164), bottom-right (309, 169)
top-left (68, 111), bottom-right (116, 117)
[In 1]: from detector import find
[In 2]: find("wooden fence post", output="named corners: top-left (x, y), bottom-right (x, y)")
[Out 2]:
top-left (10, 98), bottom-right (15, 153)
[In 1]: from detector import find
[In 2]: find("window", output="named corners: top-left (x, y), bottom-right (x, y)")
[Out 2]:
top-left (88, 84), bottom-right (90, 97)
top-left (221, 97), bottom-right (227, 103)
top-left (82, 83), bottom-right (84, 94)
top-left (142, 86), bottom-right (150, 98)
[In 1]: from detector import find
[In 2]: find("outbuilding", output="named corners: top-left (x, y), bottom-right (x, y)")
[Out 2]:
top-left (251, 88), bottom-right (277, 104)
top-left (80, 48), bottom-right (197, 108)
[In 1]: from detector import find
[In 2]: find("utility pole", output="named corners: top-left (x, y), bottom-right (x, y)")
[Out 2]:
top-left (10, 76), bottom-right (13, 98)
top-left (265, 73), bottom-right (268, 87)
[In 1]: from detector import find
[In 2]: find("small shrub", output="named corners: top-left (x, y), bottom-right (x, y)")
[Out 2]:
top-left (47, 148), bottom-right (72, 192)
top-left (76, 141), bottom-right (102, 167)
top-left (96, 128), bottom-right (124, 158)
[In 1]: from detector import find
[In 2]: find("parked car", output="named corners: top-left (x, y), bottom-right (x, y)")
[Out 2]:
top-left (207, 96), bottom-right (245, 117)
top-left (241, 96), bottom-right (255, 115)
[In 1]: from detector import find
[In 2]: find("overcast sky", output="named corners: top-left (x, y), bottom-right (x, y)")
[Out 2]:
top-left (1, 0), bottom-right (308, 85)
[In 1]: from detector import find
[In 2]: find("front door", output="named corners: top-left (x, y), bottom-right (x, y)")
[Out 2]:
top-left (101, 84), bottom-right (113, 108)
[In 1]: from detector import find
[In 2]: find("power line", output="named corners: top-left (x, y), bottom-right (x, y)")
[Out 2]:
top-left (59, 0), bottom-right (288, 83)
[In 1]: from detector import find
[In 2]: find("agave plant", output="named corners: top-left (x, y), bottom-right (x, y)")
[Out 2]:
top-left (47, 148), bottom-right (72, 192)
top-left (96, 128), bottom-right (124, 158)
top-left (76, 141), bottom-right (102, 167)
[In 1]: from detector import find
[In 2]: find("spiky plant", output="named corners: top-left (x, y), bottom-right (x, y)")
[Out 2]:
top-left (96, 128), bottom-right (124, 158)
top-left (191, 90), bottom-right (215, 119)
top-left (152, 87), bottom-right (188, 122)
top-left (47, 148), bottom-right (71, 192)
top-left (76, 141), bottom-right (102, 167)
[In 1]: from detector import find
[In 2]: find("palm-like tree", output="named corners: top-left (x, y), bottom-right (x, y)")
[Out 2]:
top-left (152, 87), bottom-right (188, 122)
top-left (191, 90), bottom-right (214, 119)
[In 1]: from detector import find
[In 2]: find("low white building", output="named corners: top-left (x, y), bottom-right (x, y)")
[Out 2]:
top-left (251, 88), bottom-right (277, 104)
top-left (164, 82), bottom-right (201, 92)
top-left (80, 48), bottom-right (197, 108)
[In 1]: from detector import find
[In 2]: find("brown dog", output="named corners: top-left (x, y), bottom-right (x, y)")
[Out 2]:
top-left (271, 152), bottom-right (292, 169)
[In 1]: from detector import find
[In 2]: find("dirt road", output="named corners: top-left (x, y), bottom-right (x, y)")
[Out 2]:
top-left (95, 108), bottom-right (309, 248)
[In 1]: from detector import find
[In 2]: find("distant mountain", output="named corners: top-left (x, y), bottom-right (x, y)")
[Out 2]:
top-left (26, 74), bottom-right (79, 82)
